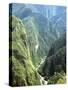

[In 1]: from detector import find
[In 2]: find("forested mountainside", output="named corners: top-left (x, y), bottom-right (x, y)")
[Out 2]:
top-left (38, 34), bottom-right (66, 84)
top-left (9, 3), bottom-right (66, 86)
top-left (9, 16), bottom-right (41, 86)
top-left (9, 3), bottom-right (66, 67)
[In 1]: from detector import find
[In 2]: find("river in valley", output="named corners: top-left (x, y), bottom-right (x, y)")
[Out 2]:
top-left (36, 56), bottom-right (48, 85)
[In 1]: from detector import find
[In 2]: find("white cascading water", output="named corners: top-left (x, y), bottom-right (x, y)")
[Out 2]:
top-left (35, 40), bottom-right (48, 85)
top-left (39, 75), bottom-right (48, 85)
top-left (37, 56), bottom-right (48, 85)
top-left (35, 44), bottom-right (39, 52)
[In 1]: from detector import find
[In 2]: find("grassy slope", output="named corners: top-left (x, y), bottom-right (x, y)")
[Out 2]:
top-left (23, 15), bottom-right (57, 67)
top-left (9, 16), bottom-right (41, 86)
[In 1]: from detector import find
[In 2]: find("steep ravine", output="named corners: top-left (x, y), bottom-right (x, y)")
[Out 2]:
top-left (38, 63), bottom-right (48, 85)
top-left (39, 74), bottom-right (48, 85)
top-left (37, 34), bottom-right (66, 84)
top-left (36, 54), bottom-right (48, 85)
top-left (34, 43), bottom-right (48, 85)
top-left (9, 16), bottom-right (41, 86)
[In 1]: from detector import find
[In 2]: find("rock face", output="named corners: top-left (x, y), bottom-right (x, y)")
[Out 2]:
top-left (9, 16), bottom-right (41, 86)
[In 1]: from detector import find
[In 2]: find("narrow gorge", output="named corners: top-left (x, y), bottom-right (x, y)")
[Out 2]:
top-left (9, 3), bottom-right (66, 86)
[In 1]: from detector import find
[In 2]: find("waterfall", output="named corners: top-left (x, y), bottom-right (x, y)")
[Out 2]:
top-left (39, 74), bottom-right (48, 85)
top-left (37, 55), bottom-right (48, 85)
top-left (35, 44), bottom-right (39, 52)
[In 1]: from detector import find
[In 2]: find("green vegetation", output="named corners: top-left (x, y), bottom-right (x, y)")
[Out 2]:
top-left (9, 4), bottom-right (66, 86)
top-left (22, 14), bottom-right (57, 67)
top-left (38, 34), bottom-right (66, 84)
top-left (23, 16), bottom-right (41, 67)
top-left (48, 71), bottom-right (66, 84)
top-left (9, 16), bottom-right (41, 86)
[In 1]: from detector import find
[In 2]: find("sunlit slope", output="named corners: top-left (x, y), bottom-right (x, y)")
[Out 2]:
top-left (9, 16), bottom-right (41, 86)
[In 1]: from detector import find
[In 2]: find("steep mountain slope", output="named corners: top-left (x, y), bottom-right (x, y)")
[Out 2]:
top-left (23, 11), bottom-right (65, 68)
top-left (22, 14), bottom-right (57, 67)
top-left (9, 4), bottom-right (66, 85)
top-left (9, 4), bottom-right (66, 68)
top-left (38, 34), bottom-right (66, 81)
top-left (50, 14), bottom-right (66, 38)
top-left (47, 33), bottom-right (66, 57)
top-left (10, 3), bottom-right (66, 19)
top-left (9, 16), bottom-right (41, 86)
top-left (32, 13), bottom-right (57, 50)
top-left (22, 16), bottom-right (41, 67)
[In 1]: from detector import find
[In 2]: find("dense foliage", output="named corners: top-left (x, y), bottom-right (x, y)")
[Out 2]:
top-left (38, 34), bottom-right (66, 84)
top-left (10, 4), bottom-right (66, 67)
top-left (9, 3), bottom-right (66, 86)
top-left (9, 16), bottom-right (41, 86)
